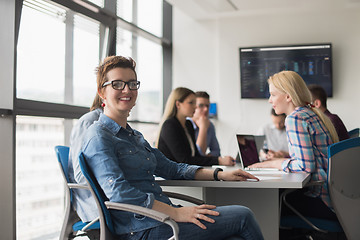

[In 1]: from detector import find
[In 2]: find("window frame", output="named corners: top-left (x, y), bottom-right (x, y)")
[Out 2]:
top-left (13, 0), bottom-right (172, 120)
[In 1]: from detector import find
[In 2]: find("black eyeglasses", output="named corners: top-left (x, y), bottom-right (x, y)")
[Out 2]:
top-left (102, 80), bottom-right (140, 90)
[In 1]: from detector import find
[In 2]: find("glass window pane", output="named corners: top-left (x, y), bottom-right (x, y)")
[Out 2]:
top-left (88, 0), bottom-right (104, 8)
top-left (116, 26), bottom-right (133, 57)
top-left (137, 0), bottom-right (162, 37)
top-left (17, 0), bottom-right (66, 103)
top-left (116, 0), bottom-right (133, 22)
top-left (73, 14), bottom-right (100, 107)
top-left (130, 36), bottom-right (163, 122)
top-left (16, 116), bottom-right (65, 240)
top-left (116, 0), bottom-right (162, 37)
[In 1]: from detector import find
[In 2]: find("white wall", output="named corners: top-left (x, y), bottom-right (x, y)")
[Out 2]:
top-left (172, 5), bottom-right (360, 156)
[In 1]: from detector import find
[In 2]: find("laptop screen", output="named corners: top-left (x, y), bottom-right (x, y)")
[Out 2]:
top-left (236, 134), bottom-right (265, 168)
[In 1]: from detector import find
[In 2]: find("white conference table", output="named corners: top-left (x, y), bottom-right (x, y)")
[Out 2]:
top-left (157, 167), bottom-right (311, 240)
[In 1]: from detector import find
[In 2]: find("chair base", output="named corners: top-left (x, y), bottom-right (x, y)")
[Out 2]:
top-left (70, 229), bottom-right (100, 240)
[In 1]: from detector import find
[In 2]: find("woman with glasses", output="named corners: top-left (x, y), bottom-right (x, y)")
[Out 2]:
top-left (80, 56), bottom-right (263, 239)
top-left (156, 87), bottom-right (235, 166)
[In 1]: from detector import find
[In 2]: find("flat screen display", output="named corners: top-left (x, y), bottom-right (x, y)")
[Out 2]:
top-left (239, 43), bottom-right (332, 98)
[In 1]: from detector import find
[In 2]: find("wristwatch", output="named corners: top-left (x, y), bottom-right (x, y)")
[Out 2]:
top-left (213, 167), bottom-right (223, 181)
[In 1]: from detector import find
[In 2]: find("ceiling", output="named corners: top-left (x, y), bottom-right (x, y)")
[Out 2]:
top-left (166, 0), bottom-right (360, 20)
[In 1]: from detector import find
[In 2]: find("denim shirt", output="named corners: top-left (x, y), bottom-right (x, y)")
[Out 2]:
top-left (82, 113), bottom-right (201, 235)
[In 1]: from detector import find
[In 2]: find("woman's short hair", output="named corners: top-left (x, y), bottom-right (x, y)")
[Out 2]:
top-left (96, 56), bottom-right (137, 95)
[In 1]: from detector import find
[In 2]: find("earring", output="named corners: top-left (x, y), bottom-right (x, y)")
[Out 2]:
top-left (101, 102), bottom-right (105, 107)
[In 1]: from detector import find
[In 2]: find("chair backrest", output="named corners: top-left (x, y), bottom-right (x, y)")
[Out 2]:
top-left (328, 137), bottom-right (360, 240)
top-left (55, 146), bottom-right (70, 181)
top-left (55, 146), bottom-right (72, 200)
top-left (348, 128), bottom-right (359, 139)
top-left (78, 152), bottom-right (116, 235)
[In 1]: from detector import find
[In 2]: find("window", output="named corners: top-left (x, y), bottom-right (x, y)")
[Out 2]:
top-left (117, 0), bottom-right (163, 37)
top-left (134, 36), bottom-right (163, 122)
top-left (16, 116), bottom-right (64, 240)
top-left (137, 0), bottom-right (163, 37)
top-left (116, 26), bottom-right (132, 58)
top-left (73, 14), bottom-right (100, 107)
top-left (17, 1), bottom-right (66, 103)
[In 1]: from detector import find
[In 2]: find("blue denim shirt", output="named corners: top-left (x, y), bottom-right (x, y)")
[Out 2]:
top-left (82, 113), bottom-right (201, 235)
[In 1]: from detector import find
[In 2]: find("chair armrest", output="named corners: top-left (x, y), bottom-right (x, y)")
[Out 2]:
top-left (105, 202), bottom-right (170, 222)
top-left (68, 183), bottom-right (89, 190)
top-left (162, 191), bottom-right (205, 205)
top-left (105, 202), bottom-right (180, 240)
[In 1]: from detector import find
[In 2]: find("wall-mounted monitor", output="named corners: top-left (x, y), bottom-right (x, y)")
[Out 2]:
top-left (239, 43), bottom-right (333, 99)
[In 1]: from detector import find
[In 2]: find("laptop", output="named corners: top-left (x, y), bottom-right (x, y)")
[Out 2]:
top-left (236, 134), bottom-right (279, 171)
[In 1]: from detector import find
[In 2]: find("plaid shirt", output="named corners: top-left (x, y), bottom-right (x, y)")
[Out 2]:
top-left (282, 106), bottom-right (334, 209)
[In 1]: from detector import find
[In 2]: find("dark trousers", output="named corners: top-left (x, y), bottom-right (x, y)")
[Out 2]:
top-left (280, 188), bottom-right (339, 221)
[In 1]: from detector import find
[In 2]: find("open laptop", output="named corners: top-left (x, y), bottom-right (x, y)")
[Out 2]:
top-left (236, 134), bottom-right (279, 171)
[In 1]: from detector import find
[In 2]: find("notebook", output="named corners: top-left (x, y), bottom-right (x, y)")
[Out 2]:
top-left (236, 134), bottom-right (279, 171)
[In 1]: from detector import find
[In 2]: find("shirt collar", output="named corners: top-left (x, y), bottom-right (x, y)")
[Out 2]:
top-left (186, 117), bottom-right (198, 129)
top-left (98, 113), bottom-right (134, 135)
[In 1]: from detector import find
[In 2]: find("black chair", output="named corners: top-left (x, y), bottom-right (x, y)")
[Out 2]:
top-left (78, 152), bottom-right (205, 240)
top-left (54, 146), bottom-right (100, 239)
top-left (280, 181), bottom-right (344, 239)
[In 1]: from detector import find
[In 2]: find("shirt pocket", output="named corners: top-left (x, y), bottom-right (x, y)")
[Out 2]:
top-left (117, 144), bottom-right (142, 169)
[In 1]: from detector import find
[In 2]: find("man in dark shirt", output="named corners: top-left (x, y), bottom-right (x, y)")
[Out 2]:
top-left (308, 84), bottom-right (350, 141)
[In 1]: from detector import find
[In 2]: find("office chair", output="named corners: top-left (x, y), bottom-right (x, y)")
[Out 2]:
top-left (347, 128), bottom-right (359, 138)
top-left (279, 181), bottom-right (344, 240)
top-left (328, 137), bottom-right (360, 240)
top-left (279, 153), bottom-right (347, 239)
top-left (78, 152), bottom-right (205, 240)
top-left (54, 146), bottom-right (100, 240)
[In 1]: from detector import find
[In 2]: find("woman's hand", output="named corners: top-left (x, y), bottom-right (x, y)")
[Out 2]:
top-left (218, 156), bottom-right (236, 166)
top-left (218, 169), bottom-right (259, 181)
top-left (248, 158), bottom-right (284, 170)
top-left (173, 204), bottom-right (219, 229)
top-left (266, 150), bottom-right (289, 160)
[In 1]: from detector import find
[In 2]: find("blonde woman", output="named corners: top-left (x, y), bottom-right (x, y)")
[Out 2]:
top-left (157, 87), bottom-right (235, 166)
top-left (250, 70), bottom-right (340, 222)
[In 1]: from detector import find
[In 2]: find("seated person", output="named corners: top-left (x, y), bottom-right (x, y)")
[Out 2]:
top-left (68, 94), bottom-right (102, 221)
top-left (308, 84), bottom-right (349, 141)
top-left (250, 71), bottom-right (341, 224)
top-left (157, 87), bottom-right (235, 166)
top-left (258, 108), bottom-right (289, 159)
top-left (188, 91), bottom-right (220, 156)
top-left (80, 56), bottom-right (264, 239)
